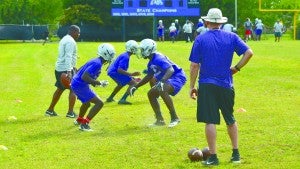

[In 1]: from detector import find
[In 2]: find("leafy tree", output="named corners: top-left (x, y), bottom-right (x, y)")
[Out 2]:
top-left (0, 0), bottom-right (63, 24)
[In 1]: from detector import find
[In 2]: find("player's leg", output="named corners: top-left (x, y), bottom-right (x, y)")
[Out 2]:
top-left (45, 88), bottom-right (63, 116)
top-left (107, 85), bottom-right (123, 102)
top-left (147, 88), bottom-right (165, 126)
top-left (159, 83), bottom-right (180, 127)
top-left (66, 90), bottom-right (77, 118)
top-left (119, 79), bottom-right (137, 104)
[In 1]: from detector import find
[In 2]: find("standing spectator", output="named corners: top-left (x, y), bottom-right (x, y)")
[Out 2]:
top-left (42, 30), bottom-right (49, 45)
top-left (189, 8), bottom-right (253, 166)
top-left (169, 23), bottom-right (177, 43)
top-left (255, 19), bottom-right (264, 41)
top-left (106, 40), bottom-right (140, 105)
top-left (157, 20), bottom-right (165, 42)
top-left (244, 18), bottom-right (253, 42)
top-left (72, 43), bottom-right (116, 131)
top-left (129, 39), bottom-right (186, 128)
top-left (45, 25), bottom-right (80, 118)
top-left (274, 20), bottom-right (283, 42)
top-left (183, 19), bottom-right (194, 42)
top-left (197, 18), bottom-right (204, 28)
top-left (174, 19), bottom-right (181, 38)
top-left (194, 19), bottom-right (206, 37)
top-left (222, 23), bottom-right (234, 32)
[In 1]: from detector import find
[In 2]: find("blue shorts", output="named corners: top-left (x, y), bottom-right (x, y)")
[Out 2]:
top-left (71, 84), bottom-right (96, 103)
top-left (109, 72), bottom-right (132, 86)
top-left (255, 29), bottom-right (262, 36)
top-left (166, 73), bottom-right (186, 96)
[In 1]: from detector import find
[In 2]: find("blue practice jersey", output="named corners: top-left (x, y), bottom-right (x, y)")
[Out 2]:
top-left (147, 53), bottom-right (184, 81)
top-left (72, 57), bottom-right (103, 87)
top-left (189, 29), bottom-right (249, 88)
top-left (107, 52), bottom-right (129, 75)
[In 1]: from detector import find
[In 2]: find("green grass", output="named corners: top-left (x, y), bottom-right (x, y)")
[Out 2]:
top-left (0, 38), bottom-right (299, 169)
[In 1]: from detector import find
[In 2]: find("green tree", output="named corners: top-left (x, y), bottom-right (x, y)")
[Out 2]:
top-left (0, 0), bottom-right (63, 24)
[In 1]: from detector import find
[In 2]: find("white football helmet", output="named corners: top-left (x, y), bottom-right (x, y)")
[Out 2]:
top-left (97, 43), bottom-right (116, 62)
top-left (125, 40), bottom-right (139, 54)
top-left (139, 39), bottom-right (157, 59)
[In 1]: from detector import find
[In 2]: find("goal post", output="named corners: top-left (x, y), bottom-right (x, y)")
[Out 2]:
top-left (258, 0), bottom-right (300, 40)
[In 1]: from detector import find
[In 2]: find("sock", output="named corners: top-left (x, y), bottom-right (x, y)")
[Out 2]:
top-left (120, 93), bottom-right (129, 101)
top-left (85, 117), bottom-right (91, 124)
top-left (77, 116), bottom-right (84, 123)
top-left (233, 149), bottom-right (239, 155)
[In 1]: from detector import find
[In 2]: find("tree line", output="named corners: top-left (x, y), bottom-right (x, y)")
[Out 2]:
top-left (0, 0), bottom-right (299, 36)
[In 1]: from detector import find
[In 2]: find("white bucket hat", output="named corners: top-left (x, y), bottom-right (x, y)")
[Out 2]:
top-left (201, 8), bottom-right (228, 24)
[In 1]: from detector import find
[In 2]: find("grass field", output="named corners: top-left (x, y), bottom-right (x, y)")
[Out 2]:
top-left (0, 37), bottom-right (299, 169)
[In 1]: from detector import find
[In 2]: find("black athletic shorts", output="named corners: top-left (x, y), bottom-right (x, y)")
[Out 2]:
top-left (197, 83), bottom-right (236, 125)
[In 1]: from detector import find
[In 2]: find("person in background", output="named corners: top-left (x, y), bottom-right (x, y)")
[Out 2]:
top-left (45, 25), bottom-right (80, 118)
top-left (129, 39), bottom-right (186, 128)
top-left (194, 19), bottom-right (206, 37)
top-left (189, 8), bottom-right (253, 166)
top-left (183, 19), bottom-right (194, 42)
top-left (72, 43), bottom-right (116, 131)
top-left (174, 19), bottom-right (181, 39)
top-left (255, 19), bottom-right (264, 41)
top-left (42, 30), bottom-right (49, 45)
top-left (169, 23), bottom-right (177, 43)
top-left (274, 19), bottom-right (283, 42)
top-left (244, 18), bottom-right (253, 42)
top-left (157, 20), bottom-right (165, 42)
top-left (106, 40), bottom-right (140, 105)
top-left (222, 23), bottom-right (234, 32)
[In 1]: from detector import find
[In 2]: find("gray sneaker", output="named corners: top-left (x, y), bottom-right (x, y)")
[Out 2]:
top-left (79, 123), bottom-right (93, 132)
top-left (66, 112), bottom-right (77, 118)
top-left (45, 110), bottom-right (58, 117)
top-left (202, 155), bottom-right (219, 166)
top-left (230, 153), bottom-right (241, 164)
top-left (148, 120), bottom-right (166, 127)
top-left (168, 119), bottom-right (180, 128)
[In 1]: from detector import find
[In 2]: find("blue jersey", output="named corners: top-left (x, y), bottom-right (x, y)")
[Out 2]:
top-left (72, 57), bottom-right (103, 88)
top-left (147, 53), bottom-right (184, 81)
top-left (107, 52), bottom-right (132, 86)
top-left (189, 29), bottom-right (249, 88)
top-left (107, 52), bottom-right (129, 74)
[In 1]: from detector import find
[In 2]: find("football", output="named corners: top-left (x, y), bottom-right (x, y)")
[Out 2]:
top-left (60, 73), bottom-right (71, 88)
top-left (201, 147), bottom-right (211, 161)
top-left (188, 148), bottom-right (203, 162)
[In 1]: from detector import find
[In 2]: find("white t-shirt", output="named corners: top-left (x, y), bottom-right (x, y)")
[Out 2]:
top-left (274, 22), bottom-right (283, 33)
top-left (55, 34), bottom-right (77, 72)
top-left (222, 24), bottom-right (234, 32)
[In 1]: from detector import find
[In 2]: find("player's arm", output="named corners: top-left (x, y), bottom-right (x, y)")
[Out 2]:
top-left (117, 68), bottom-right (140, 76)
top-left (81, 71), bottom-right (101, 86)
top-left (160, 66), bottom-right (174, 83)
top-left (190, 62), bottom-right (200, 99)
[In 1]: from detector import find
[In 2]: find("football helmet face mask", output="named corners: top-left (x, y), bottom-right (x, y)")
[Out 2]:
top-left (125, 40), bottom-right (139, 54)
top-left (139, 39), bottom-right (157, 59)
top-left (97, 43), bottom-right (116, 63)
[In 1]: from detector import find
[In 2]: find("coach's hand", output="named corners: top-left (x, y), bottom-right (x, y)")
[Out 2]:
top-left (190, 88), bottom-right (198, 100)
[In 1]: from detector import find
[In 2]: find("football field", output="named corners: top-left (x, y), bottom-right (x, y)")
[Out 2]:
top-left (0, 38), bottom-right (299, 168)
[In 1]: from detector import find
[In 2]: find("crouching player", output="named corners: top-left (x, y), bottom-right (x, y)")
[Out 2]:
top-left (130, 39), bottom-right (186, 128)
top-left (106, 40), bottom-right (141, 105)
top-left (71, 43), bottom-right (116, 131)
